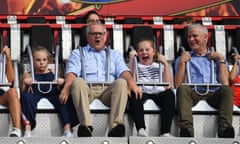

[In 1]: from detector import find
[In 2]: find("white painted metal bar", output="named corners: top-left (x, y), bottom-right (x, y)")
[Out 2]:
top-left (10, 24), bottom-right (21, 62)
top-left (202, 17), bottom-right (212, 25)
top-left (153, 16), bottom-right (163, 25)
top-left (163, 25), bottom-right (175, 61)
top-left (113, 24), bottom-right (124, 54)
top-left (62, 24), bottom-right (72, 61)
top-left (215, 25), bottom-right (226, 58)
top-left (56, 16), bottom-right (65, 24)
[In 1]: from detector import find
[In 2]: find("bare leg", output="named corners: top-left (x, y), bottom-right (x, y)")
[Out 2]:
top-left (0, 88), bottom-right (21, 129)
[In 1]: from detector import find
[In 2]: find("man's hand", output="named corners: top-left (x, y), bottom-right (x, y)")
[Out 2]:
top-left (179, 51), bottom-right (191, 63)
top-left (128, 80), bottom-right (142, 99)
top-left (208, 51), bottom-right (224, 61)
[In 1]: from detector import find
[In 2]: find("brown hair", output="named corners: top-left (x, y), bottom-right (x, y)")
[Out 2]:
top-left (136, 38), bottom-right (159, 61)
top-left (82, 10), bottom-right (101, 24)
top-left (181, 16), bottom-right (196, 24)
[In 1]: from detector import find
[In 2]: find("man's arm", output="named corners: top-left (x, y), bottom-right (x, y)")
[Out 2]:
top-left (209, 51), bottom-right (229, 85)
top-left (120, 71), bottom-right (142, 99)
top-left (59, 72), bottom-right (77, 104)
top-left (218, 60), bottom-right (229, 85)
top-left (174, 52), bottom-right (190, 88)
top-left (174, 61), bottom-right (186, 88)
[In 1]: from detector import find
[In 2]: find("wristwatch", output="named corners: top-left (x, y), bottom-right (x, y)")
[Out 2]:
top-left (218, 59), bottom-right (226, 64)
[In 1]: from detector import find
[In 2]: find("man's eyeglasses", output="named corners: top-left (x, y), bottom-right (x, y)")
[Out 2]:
top-left (88, 32), bottom-right (106, 36)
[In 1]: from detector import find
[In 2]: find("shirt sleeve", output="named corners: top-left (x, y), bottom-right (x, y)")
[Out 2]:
top-left (112, 50), bottom-right (130, 78)
top-left (65, 49), bottom-right (82, 77)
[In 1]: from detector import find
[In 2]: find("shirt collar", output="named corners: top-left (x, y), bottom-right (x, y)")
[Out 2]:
top-left (190, 48), bottom-right (210, 57)
top-left (86, 44), bottom-right (108, 52)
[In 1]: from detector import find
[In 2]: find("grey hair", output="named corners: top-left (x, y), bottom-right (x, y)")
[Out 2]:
top-left (188, 23), bottom-right (208, 35)
top-left (85, 23), bottom-right (107, 35)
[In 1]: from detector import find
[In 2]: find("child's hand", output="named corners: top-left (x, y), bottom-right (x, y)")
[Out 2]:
top-left (57, 78), bottom-right (65, 85)
top-left (1, 46), bottom-right (11, 58)
top-left (129, 50), bottom-right (137, 60)
top-left (157, 54), bottom-right (168, 65)
top-left (24, 77), bottom-right (33, 85)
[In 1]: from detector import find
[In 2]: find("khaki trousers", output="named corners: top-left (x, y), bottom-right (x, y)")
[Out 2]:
top-left (177, 85), bottom-right (233, 136)
top-left (71, 78), bottom-right (128, 129)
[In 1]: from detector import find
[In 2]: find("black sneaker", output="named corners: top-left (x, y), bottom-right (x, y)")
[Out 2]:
top-left (180, 128), bottom-right (193, 137)
top-left (108, 124), bottom-right (125, 137)
top-left (77, 125), bottom-right (92, 137)
top-left (218, 126), bottom-right (235, 138)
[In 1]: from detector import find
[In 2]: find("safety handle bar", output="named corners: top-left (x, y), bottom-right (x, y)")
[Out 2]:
top-left (181, 46), bottom-right (220, 96)
top-left (130, 45), bottom-right (168, 86)
top-left (26, 45), bottom-right (60, 94)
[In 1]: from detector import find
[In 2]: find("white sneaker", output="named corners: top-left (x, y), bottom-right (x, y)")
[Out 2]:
top-left (62, 130), bottom-right (73, 138)
top-left (9, 127), bottom-right (21, 137)
top-left (161, 133), bottom-right (174, 137)
top-left (24, 130), bottom-right (32, 137)
top-left (137, 128), bottom-right (147, 137)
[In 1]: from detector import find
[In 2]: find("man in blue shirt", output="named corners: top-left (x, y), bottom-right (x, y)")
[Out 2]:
top-left (174, 24), bottom-right (234, 138)
top-left (59, 23), bottom-right (142, 137)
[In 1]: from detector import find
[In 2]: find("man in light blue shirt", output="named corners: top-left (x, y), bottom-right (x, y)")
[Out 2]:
top-left (174, 24), bottom-right (234, 138)
top-left (59, 23), bottom-right (142, 137)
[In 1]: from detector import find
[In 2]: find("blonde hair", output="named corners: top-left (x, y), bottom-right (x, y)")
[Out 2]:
top-left (32, 46), bottom-right (53, 63)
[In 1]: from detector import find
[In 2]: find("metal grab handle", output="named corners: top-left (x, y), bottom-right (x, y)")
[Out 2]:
top-left (180, 47), bottom-right (191, 83)
top-left (158, 46), bottom-right (163, 83)
top-left (194, 85), bottom-right (209, 96)
top-left (137, 82), bottom-right (169, 86)
top-left (1, 54), bottom-right (6, 83)
top-left (54, 45), bottom-right (60, 81)
top-left (0, 53), bottom-right (16, 87)
top-left (106, 45), bottom-right (111, 82)
top-left (210, 47), bottom-right (215, 84)
top-left (130, 46), bottom-right (139, 82)
top-left (26, 45), bottom-right (35, 81)
top-left (32, 81), bottom-right (58, 94)
top-left (37, 82), bottom-right (52, 94)
top-left (0, 54), bottom-right (12, 86)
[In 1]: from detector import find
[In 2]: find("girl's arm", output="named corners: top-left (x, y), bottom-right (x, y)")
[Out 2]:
top-left (20, 72), bottom-right (32, 93)
top-left (157, 54), bottom-right (172, 89)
